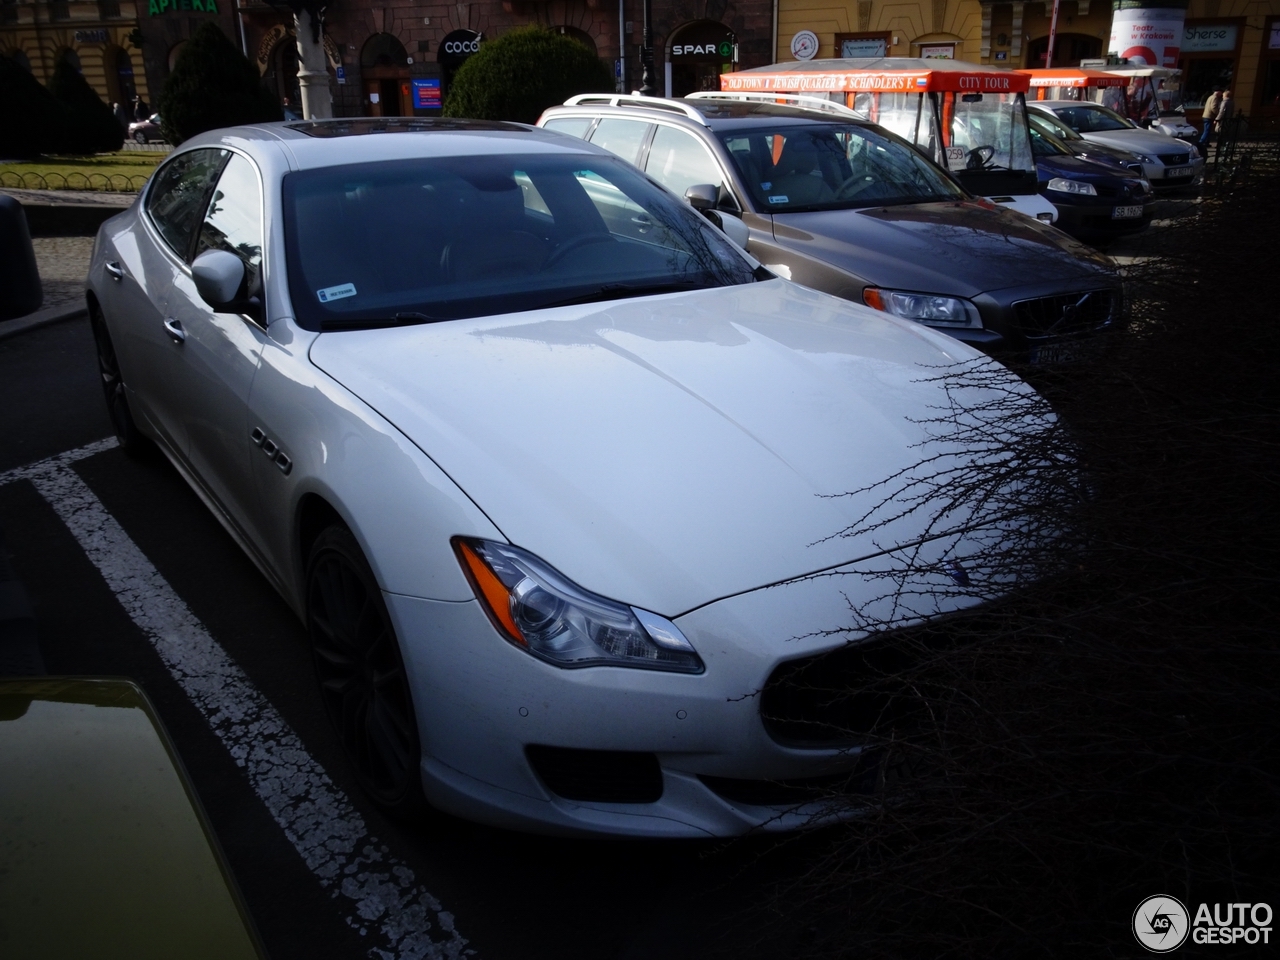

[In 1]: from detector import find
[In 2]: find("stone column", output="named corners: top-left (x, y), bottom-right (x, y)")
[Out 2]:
top-left (296, 8), bottom-right (333, 120)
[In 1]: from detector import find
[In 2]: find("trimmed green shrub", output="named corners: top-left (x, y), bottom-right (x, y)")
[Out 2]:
top-left (443, 27), bottom-right (613, 124)
top-left (0, 58), bottom-right (69, 159)
top-left (48, 59), bottom-right (125, 154)
top-left (158, 22), bottom-right (281, 145)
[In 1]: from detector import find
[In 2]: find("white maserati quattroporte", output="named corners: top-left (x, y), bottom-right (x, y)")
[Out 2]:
top-left (86, 118), bottom-right (1030, 836)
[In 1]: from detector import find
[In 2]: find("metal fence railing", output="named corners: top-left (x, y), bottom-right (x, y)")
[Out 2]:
top-left (0, 171), bottom-right (149, 192)
top-left (1204, 114), bottom-right (1280, 191)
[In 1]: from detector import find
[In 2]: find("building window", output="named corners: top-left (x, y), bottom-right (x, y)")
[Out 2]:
top-left (98, 0), bottom-right (122, 17)
top-left (50, 0), bottom-right (71, 20)
top-left (1, 0), bottom-right (18, 25)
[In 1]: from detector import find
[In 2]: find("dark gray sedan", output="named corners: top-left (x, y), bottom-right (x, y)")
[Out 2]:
top-left (539, 96), bottom-right (1122, 363)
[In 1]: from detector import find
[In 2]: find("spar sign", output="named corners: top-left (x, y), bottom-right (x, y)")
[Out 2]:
top-left (1109, 4), bottom-right (1187, 68)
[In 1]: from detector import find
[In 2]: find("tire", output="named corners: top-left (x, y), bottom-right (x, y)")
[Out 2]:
top-left (133, 131), bottom-right (147, 144)
top-left (89, 306), bottom-right (151, 457)
top-left (306, 524), bottom-right (428, 818)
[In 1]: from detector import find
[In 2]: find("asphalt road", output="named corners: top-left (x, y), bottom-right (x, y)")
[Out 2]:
top-left (0, 316), bottom-right (814, 960)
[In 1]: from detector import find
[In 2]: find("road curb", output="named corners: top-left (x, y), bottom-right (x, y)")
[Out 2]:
top-left (0, 303), bottom-right (88, 343)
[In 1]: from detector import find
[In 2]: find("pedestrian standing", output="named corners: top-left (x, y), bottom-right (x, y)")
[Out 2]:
top-left (1215, 89), bottom-right (1235, 137)
top-left (112, 101), bottom-right (130, 131)
top-left (1199, 87), bottom-right (1222, 148)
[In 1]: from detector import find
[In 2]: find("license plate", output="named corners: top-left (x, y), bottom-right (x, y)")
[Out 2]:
top-left (1112, 204), bottom-right (1144, 219)
top-left (1030, 339), bottom-right (1086, 365)
top-left (1164, 166), bottom-right (1192, 178)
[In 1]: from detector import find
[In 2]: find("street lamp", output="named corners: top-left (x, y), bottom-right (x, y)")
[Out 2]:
top-left (639, 0), bottom-right (655, 95)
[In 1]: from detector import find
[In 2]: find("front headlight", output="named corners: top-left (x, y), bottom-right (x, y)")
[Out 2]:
top-left (1047, 177), bottom-right (1098, 196)
top-left (1132, 153), bottom-right (1156, 164)
top-left (1188, 144), bottom-right (1201, 159)
top-left (863, 288), bottom-right (982, 328)
top-left (454, 538), bottom-right (703, 673)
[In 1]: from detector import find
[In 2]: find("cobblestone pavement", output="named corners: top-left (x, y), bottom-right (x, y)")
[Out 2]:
top-left (33, 236), bottom-right (94, 311)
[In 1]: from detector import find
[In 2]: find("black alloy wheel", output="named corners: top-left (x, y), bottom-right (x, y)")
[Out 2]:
top-left (133, 131), bottom-right (147, 143)
top-left (306, 524), bottom-right (426, 816)
top-left (89, 306), bottom-right (149, 456)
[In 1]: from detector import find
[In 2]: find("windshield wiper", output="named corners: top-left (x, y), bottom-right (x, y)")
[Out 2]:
top-left (534, 280), bottom-right (710, 310)
top-left (319, 311), bottom-right (450, 331)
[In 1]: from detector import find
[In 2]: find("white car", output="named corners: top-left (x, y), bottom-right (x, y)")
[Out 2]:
top-left (1029, 101), bottom-right (1203, 188)
top-left (86, 119), bottom-right (1027, 837)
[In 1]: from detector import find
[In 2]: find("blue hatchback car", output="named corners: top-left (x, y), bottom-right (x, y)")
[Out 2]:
top-left (1030, 122), bottom-right (1153, 242)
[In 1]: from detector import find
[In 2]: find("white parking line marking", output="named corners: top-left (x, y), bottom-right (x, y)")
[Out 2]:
top-left (1, 440), bottom-right (471, 960)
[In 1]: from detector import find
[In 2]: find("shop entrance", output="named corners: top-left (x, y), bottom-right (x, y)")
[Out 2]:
top-left (361, 33), bottom-right (411, 116)
top-left (1256, 18), bottom-right (1280, 122)
top-left (1026, 33), bottom-right (1101, 68)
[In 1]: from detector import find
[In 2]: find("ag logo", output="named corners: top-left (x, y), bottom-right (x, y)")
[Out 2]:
top-left (1133, 895), bottom-right (1190, 953)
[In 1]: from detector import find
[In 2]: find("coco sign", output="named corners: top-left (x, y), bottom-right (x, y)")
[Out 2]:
top-left (439, 30), bottom-right (482, 66)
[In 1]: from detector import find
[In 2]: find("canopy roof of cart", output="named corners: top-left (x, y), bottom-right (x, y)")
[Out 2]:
top-left (1092, 64), bottom-right (1182, 79)
top-left (721, 58), bottom-right (1031, 94)
top-left (1020, 68), bottom-right (1127, 87)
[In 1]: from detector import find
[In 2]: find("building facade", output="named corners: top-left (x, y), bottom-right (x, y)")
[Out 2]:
top-left (1, 0), bottom-right (151, 107)
top-left (116, 0), bottom-right (774, 120)
top-left (776, 0), bottom-right (1280, 121)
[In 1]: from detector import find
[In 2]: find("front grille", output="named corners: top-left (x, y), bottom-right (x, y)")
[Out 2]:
top-left (700, 764), bottom-right (878, 806)
top-left (760, 609), bottom-right (1000, 747)
top-left (1159, 152), bottom-right (1190, 165)
top-left (526, 745), bottom-right (663, 803)
top-left (1012, 289), bottom-right (1117, 339)
top-left (1093, 182), bottom-right (1119, 198)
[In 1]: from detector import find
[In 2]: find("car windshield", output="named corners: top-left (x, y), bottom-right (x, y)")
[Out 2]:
top-left (1030, 111), bottom-right (1082, 142)
top-left (945, 92), bottom-right (1037, 176)
top-left (1053, 104), bottom-right (1135, 132)
top-left (283, 153), bottom-right (757, 331)
top-left (715, 122), bottom-right (966, 214)
top-left (1028, 123), bottom-right (1069, 158)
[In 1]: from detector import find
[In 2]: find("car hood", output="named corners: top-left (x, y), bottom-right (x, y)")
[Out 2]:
top-left (770, 202), bottom-right (1112, 299)
top-left (309, 281), bottom-right (1029, 615)
top-left (1077, 127), bottom-right (1190, 154)
top-left (1036, 151), bottom-right (1138, 182)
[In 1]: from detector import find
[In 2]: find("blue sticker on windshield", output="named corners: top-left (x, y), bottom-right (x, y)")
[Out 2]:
top-left (767, 195), bottom-right (789, 204)
top-left (317, 282), bottom-right (357, 303)
top-left (760, 181), bottom-right (772, 189)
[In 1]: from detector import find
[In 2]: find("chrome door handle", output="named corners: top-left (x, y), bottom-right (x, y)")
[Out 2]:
top-left (105, 261), bottom-right (125, 282)
top-left (163, 318), bottom-right (186, 343)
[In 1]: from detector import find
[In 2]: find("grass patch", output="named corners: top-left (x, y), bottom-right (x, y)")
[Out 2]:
top-left (0, 152), bottom-right (162, 191)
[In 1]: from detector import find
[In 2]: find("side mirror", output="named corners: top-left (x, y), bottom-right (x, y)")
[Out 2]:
top-left (704, 209), bottom-right (751, 249)
top-left (192, 249), bottom-right (260, 320)
top-left (684, 183), bottom-right (718, 211)
top-left (0, 195), bottom-right (43, 322)
top-left (192, 249), bottom-right (244, 307)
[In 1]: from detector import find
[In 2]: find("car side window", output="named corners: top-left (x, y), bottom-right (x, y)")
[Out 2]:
top-left (145, 149), bottom-right (229, 258)
top-left (588, 118), bottom-right (652, 164)
top-left (645, 126), bottom-right (725, 200)
top-left (542, 117), bottom-right (592, 139)
top-left (194, 153), bottom-right (264, 295)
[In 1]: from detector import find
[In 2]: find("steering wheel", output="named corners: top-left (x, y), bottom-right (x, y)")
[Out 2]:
top-left (966, 145), bottom-right (996, 170)
top-left (546, 234), bottom-right (614, 267)
top-left (834, 175), bottom-right (877, 200)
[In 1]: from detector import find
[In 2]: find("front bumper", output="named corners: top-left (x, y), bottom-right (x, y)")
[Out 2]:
top-left (1141, 156), bottom-right (1205, 188)
top-left (1045, 194), bottom-right (1153, 239)
top-left (387, 540), bottom-right (988, 836)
